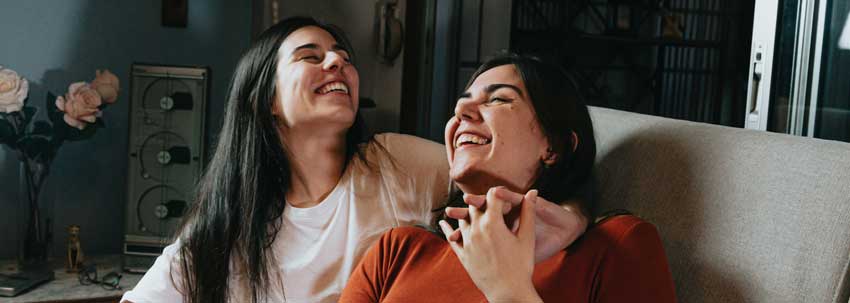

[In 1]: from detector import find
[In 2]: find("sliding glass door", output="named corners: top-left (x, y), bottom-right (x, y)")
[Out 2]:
top-left (746, 0), bottom-right (850, 142)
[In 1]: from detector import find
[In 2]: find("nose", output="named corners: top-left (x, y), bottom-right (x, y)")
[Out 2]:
top-left (322, 51), bottom-right (345, 72)
top-left (454, 97), bottom-right (481, 122)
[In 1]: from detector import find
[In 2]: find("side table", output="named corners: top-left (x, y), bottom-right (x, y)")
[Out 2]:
top-left (0, 255), bottom-right (143, 303)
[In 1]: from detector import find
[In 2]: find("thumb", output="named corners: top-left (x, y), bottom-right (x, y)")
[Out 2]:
top-left (519, 189), bottom-right (537, 245)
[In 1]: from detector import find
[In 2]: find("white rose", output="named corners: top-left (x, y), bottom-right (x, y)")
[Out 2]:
top-left (0, 66), bottom-right (29, 113)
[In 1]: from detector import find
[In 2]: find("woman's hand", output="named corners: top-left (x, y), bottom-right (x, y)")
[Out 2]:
top-left (439, 188), bottom-right (542, 303)
top-left (445, 187), bottom-right (588, 262)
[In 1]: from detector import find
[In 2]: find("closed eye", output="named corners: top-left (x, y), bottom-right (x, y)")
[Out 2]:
top-left (301, 55), bottom-right (321, 62)
top-left (487, 97), bottom-right (512, 104)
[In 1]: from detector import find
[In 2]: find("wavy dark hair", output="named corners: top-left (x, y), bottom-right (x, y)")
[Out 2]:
top-left (435, 53), bottom-right (596, 232)
top-left (175, 16), bottom-right (365, 303)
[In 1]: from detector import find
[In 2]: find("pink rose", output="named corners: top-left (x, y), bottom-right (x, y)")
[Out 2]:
top-left (55, 82), bottom-right (102, 129)
top-left (90, 69), bottom-right (119, 104)
top-left (0, 66), bottom-right (29, 113)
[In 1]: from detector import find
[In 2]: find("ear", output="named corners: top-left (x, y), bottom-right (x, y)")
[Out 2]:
top-left (542, 131), bottom-right (579, 166)
top-left (542, 144), bottom-right (558, 166)
top-left (569, 131), bottom-right (579, 152)
top-left (271, 96), bottom-right (281, 116)
top-left (271, 94), bottom-right (284, 121)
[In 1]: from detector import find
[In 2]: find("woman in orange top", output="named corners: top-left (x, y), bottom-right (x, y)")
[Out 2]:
top-left (340, 54), bottom-right (677, 302)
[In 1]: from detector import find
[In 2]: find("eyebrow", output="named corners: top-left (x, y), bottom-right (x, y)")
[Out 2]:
top-left (458, 83), bottom-right (523, 99)
top-left (292, 43), bottom-right (349, 55)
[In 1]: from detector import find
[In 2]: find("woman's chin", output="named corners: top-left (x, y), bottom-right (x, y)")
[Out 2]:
top-left (452, 167), bottom-right (526, 196)
top-left (451, 168), bottom-right (496, 195)
top-left (454, 183), bottom-right (486, 196)
top-left (317, 108), bottom-right (357, 127)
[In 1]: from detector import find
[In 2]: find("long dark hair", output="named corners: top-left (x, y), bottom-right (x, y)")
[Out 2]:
top-left (176, 17), bottom-right (364, 303)
top-left (436, 53), bottom-right (596, 231)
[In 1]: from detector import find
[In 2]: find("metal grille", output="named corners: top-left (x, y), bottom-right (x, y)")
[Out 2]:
top-left (510, 0), bottom-right (753, 125)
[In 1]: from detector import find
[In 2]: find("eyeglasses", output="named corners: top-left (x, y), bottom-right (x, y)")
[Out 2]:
top-left (77, 265), bottom-right (122, 290)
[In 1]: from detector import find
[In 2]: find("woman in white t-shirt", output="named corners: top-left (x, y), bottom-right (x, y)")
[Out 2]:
top-left (122, 16), bottom-right (588, 303)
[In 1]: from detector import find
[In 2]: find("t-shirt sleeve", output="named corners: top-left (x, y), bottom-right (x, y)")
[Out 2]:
top-left (594, 220), bottom-right (678, 303)
top-left (371, 133), bottom-right (451, 224)
top-left (121, 241), bottom-right (185, 303)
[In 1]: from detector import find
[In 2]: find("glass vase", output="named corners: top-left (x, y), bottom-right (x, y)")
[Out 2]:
top-left (18, 160), bottom-right (49, 267)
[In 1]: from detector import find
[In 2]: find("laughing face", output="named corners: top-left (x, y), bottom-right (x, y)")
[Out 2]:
top-left (274, 26), bottom-right (360, 131)
top-left (444, 64), bottom-right (553, 195)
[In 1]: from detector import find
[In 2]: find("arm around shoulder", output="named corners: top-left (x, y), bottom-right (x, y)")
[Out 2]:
top-left (372, 133), bottom-right (447, 175)
top-left (371, 133), bottom-right (451, 215)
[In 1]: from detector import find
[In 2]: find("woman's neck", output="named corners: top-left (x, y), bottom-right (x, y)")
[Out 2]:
top-left (279, 127), bottom-right (348, 208)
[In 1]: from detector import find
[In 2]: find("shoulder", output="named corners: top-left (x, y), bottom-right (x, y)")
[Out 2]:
top-left (380, 226), bottom-right (444, 246)
top-left (374, 226), bottom-right (448, 257)
top-left (582, 217), bottom-right (677, 301)
top-left (592, 215), bottom-right (658, 238)
top-left (360, 133), bottom-right (448, 177)
top-left (373, 133), bottom-right (442, 147)
top-left (370, 133), bottom-right (445, 158)
top-left (584, 215), bottom-right (664, 253)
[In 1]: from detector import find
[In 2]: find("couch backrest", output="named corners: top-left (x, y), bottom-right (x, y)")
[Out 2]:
top-left (589, 107), bottom-right (850, 303)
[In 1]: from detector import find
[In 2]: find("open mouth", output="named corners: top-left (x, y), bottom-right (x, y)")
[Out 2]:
top-left (316, 81), bottom-right (349, 95)
top-left (455, 133), bottom-right (491, 149)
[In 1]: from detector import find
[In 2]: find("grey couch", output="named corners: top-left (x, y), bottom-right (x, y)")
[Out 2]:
top-left (590, 107), bottom-right (850, 302)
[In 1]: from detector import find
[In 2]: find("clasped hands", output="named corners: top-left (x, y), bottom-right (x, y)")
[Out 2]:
top-left (438, 187), bottom-right (587, 302)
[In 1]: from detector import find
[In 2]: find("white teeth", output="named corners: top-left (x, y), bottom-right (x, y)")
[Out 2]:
top-left (455, 133), bottom-right (491, 148)
top-left (318, 81), bottom-right (349, 94)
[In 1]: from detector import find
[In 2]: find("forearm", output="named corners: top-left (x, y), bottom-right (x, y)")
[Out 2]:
top-left (559, 199), bottom-right (589, 231)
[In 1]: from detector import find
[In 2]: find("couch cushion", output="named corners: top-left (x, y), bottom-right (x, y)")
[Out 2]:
top-left (589, 106), bottom-right (850, 303)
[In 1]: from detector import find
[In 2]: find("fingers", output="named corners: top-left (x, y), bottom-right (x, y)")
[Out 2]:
top-left (439, 220), bottom-right (465, 244)
top-left (439, 220), bottom-right (456, 240)
top-left (464, 187), bottom-right (526, 215)
top-left (483, 187), bottom-right (509, 225)
top-left (438, 220), bottom-right (453, 236)
top-left (463, 194), bottom-right (485, 208)
top-left (458, 217), bottom-right (471, 244)
top-left (492, 187), bottom-right (525, 213)
top-left (467, 198), bottom-right (484, 223)
top-left (448, 229), bottom-right (462, 242)
top-left (445, 207), bottom-right (469, 220)
top-left (440, 220), bottom-right (464, 254)
top-left (519, 190), bottom-right (538, 245)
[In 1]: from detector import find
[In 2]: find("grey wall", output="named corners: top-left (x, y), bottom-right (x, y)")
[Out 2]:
top-left (272, 0), bottom-right (407, 134)
top-left (0, 1), bottom-right (251, 259)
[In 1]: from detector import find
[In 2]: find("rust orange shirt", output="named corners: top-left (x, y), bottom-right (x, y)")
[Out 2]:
top-left (340, 215), bottom-right (677, 303)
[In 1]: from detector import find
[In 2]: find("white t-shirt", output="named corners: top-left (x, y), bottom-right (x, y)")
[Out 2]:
top-left (121, 133), bottom-right (450, 303)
